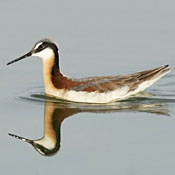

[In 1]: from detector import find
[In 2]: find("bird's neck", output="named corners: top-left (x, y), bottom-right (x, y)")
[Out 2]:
top-left (51, 50), bottom-right (60, 76)
top-left (42, 49), bottom-right (80, 92)
top-left (42, 50), bottom-right (62, 93)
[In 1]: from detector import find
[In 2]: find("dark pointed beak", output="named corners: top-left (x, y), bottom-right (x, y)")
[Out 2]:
top-left (8, 133), bottom-right (33, 144)
top-left (6, 51), bottom-right (32, 66)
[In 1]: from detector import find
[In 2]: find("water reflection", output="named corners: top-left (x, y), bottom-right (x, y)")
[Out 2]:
top-left (8, 93), bottom-right (172, 157)
top-left (9, 103), bottom-right (78, 156)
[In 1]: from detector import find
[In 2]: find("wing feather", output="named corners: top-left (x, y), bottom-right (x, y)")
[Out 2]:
top-left (70, 65), bottom-right (170, 93)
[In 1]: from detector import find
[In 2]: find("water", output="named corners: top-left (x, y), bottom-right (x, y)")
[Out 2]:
top-left (1, 0), bottom-right (175, 174)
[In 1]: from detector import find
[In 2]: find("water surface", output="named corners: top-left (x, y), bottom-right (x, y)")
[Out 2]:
top-left (1, 0), bottom-right (175, 175)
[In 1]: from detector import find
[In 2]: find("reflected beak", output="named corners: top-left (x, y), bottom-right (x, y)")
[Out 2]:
top-left (7, 51), bottom-right (32, 66)
top-left (8, 133), bottom-right (33, 144)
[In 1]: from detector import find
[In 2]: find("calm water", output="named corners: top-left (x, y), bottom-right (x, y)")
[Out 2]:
top-left (1, 1), bottom-right (175, 175)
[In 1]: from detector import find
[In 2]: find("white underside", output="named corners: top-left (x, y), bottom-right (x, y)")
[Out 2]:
top-left (45, 70), bottom-right (170, 104)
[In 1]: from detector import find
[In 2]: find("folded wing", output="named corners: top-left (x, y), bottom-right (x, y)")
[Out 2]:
top-left (71, 65), bottom-right (171, 93)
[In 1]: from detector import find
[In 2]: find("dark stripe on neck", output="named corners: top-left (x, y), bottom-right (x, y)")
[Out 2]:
top-left (51, 46), bottom-right (60, 76)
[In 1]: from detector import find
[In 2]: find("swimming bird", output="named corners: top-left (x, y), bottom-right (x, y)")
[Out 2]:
top-left (7, 39), bottom-right (171, 103)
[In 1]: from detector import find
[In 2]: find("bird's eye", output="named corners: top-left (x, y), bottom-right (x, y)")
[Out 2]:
top-left (38, 44), bottom-right (44, 50)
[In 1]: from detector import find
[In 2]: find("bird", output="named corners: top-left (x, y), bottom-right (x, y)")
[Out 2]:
top-left (7, 38), bottom-right (172, 103)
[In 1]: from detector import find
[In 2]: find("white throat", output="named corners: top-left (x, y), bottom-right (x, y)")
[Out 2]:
top-left (32, 48), bottom-right (54, 61)
top-left (33, 47), bottom-right (57, 94)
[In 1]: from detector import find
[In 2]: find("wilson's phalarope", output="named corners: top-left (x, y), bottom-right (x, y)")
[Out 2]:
top-left (7, 39), bottom-right (172, 103)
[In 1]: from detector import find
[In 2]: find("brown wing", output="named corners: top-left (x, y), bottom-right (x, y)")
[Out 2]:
top-left (70, 65), bottom-right (170, 93)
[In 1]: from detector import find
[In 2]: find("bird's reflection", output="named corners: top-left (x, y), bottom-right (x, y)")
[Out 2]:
top-left (9, 102), bottom-right (80, 156)
top-left (9, 95), bottom-right (170, 157)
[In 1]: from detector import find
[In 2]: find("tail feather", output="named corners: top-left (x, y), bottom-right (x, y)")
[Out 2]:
top-left (139, 65), bottom-right (171, 82)
top-left (128, 65), bottom-right (171, 93)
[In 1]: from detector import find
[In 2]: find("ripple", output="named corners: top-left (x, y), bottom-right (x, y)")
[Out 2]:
top-left (18, 86), bottom-right (175, 116)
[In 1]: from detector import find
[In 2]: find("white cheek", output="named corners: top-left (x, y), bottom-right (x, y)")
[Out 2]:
top-left (32, 48), bottom-right (54, 60)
